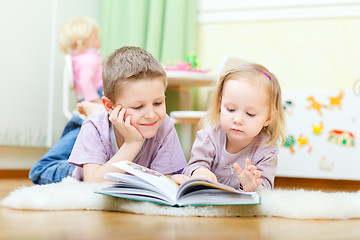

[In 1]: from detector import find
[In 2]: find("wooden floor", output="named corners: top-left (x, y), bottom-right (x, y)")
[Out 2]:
top-left (1, 179), bottom-right (360, 240)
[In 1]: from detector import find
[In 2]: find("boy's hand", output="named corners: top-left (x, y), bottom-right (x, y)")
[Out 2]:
top-left (109, 105), bottom-right (143, 143)
top-left (192, 167), bottom-right (218, 182)
top-left (233, 159), bottom-right (262, 192)
top-left (170, 174), bottom-right (190, 185)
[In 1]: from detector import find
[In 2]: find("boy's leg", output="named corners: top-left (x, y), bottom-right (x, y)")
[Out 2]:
top-left (29, 115), bottom-right (82, 184)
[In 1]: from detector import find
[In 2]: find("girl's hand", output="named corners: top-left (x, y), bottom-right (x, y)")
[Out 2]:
top-left (109, 105), bottom-right (143, 143)
top-left (170, 174), bottom-right (190, 185)
top-left (192, 167), bottom-right (218, 182)
top-left (233, 159), bottom-right (263, 192)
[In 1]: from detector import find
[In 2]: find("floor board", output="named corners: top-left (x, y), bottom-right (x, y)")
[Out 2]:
top-left (1, 179), bottom-right (360, 240)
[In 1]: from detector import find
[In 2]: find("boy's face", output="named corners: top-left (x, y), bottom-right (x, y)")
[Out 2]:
top-left (111, 78), bottom-right (166, 138)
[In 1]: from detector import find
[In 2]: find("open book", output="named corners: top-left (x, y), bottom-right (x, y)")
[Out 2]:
top-left (97, 161), bottom-right (260, 207)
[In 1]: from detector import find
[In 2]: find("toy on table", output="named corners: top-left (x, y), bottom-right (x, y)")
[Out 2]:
top-left (164, 53), bottom-right (210, 73)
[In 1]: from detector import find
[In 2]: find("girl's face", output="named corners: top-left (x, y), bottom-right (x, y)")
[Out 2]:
top-left (111, 78), bottom-right (166, 138)
top-left (84, 30), bottom-right (101, 49)
top-left (220, 79), bottom-right (272, 150)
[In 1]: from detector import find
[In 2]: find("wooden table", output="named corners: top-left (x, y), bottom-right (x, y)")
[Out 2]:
top-left (166, 71), bottom-right (216, 158)
top-left (166, 70), bottom-right (216, 110)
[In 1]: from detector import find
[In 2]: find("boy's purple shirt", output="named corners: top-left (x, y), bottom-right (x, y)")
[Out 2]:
top-left (68, 111), bottom-right (187, 180)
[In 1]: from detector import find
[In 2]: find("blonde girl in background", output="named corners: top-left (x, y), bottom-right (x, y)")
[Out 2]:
top-left (173, 64), bottom-right (285, 192)
top-left (29, 17), bottom-right (104, 184)
top-left (59, 16), bottom-right (104, 115)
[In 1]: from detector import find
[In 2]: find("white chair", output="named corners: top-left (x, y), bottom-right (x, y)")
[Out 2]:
top-left (62, 55), bottom-right (75, 120)
top-left (217, 55), bottom-right (250, 75)
top-left (170, 55), bottom-right (250, 143)
top-left (170, 110), bottom-right (207, 141)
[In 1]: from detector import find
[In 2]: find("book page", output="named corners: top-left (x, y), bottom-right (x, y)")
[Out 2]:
top-left (112, 161), bottom-right (179, 203)
top-left (177, 177), bottom-right (259, 205)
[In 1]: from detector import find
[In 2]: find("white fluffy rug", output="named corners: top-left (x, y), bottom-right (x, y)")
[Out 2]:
top-left (2, 177), bottom-right (360, 219)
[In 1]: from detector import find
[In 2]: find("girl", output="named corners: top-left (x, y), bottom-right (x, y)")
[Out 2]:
top-left (59, 16), bottom-right (104, 114)
top-left (174, 64), bottom-right (285, 192)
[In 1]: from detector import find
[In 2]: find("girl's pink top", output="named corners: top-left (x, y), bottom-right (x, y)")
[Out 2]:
top-left (72, 49), bottom-right (103, 101)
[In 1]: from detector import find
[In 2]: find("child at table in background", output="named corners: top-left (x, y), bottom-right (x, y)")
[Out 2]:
top-left (59, 16), bottom-right (104, 115)
top-left (30, 46), bottom-right (187, 183)
top-left (29, 17), bottom-right (106, 184)
top-left (173, 64), bottom-right (285, 192)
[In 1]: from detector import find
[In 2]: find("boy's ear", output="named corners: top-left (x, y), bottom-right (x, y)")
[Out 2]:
top-left (102, 96), bottom-right (113, 113)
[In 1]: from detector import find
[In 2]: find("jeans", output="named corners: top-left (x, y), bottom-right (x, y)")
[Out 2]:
top-left (29, 114), bottom-right (83, 184)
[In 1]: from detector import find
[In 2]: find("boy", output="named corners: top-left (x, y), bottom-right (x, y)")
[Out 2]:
top-left (31, 46), bottom-right (187, 183)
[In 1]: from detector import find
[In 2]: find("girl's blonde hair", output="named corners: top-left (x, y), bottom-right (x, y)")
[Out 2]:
top-left (58, 17), bottom-right (100, 54)
top-left (201, 63), bottom-right (285, 146)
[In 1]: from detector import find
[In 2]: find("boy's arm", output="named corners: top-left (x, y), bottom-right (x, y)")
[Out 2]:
top-left (84, 106), bottom-right (144, 182)
top-left (83, 141), bottom-right (143, 182)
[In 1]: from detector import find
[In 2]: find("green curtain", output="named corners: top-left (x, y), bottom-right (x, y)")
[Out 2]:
top-left (100, 0), bottom-right (198, 150)
top-left (100, 0), bottom-right (197, 63)
top-left (100, 0), bottom-right (198, 113)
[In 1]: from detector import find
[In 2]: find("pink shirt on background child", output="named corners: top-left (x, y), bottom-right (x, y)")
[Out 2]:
top-left (72, 48), bottom-right (103, 101)
top-left (68, 111), bottom-right (187, 180)
top-left (182, 125), bottom-right (278, 190)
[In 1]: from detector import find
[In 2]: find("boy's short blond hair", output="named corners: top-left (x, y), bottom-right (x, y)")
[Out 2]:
top-left (58, 16), bottom-right (100, 54)
top-left (102, 46), bottom-right (167, 103)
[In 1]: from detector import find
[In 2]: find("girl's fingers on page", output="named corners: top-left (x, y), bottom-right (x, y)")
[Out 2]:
top-left (254, 170), bottom-right (261, 178)
top-left (233, 163), bottom-right (243, 175)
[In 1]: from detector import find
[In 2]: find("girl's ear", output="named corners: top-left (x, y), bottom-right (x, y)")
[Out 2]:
top-left (264, 110), bottom-right (276, 127)
top-left (102, 96), bottom-right (113, 113)
top-left (218, 96), bottom-right (222, 112)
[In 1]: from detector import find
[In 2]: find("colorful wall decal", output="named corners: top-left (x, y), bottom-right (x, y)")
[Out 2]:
top-left (318, 156), bottom-right (335, 171)
top-left (298, 134), bottom-right (309, 146)
top-left (277, 89), bottom-right (360, 180)
top-left (306, 96), bottom-right (327, 116)
top-left (312, 121), bottom-right (323, 135)
top-left (283, 100), bottom-right (294, 115)
top-left (328, 91), bottom-right (344, 110)
top-left (284, 135), bottom-right (296, 153)
top-left (328, 129), bottom-right (355, 147)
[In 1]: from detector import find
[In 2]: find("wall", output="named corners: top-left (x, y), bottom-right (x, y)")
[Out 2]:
top-left (0, 0), bottom-right (100, 169)
top-left (196, 0), bottom-right (360, 179)
top-left (197, 1), bottom-right (360, 90)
